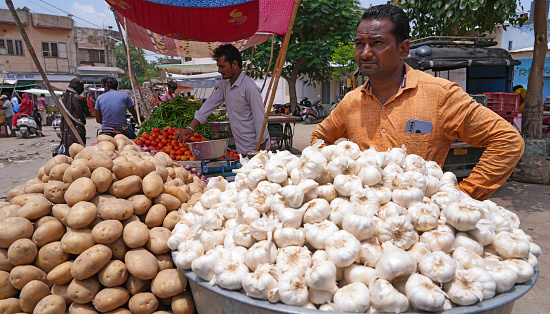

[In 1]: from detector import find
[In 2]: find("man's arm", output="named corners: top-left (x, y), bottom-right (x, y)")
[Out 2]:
top-left (95, 110), bottom-right (102, 124)
top-left (440, 84), bottom-right (524, 200)
top-left (175, 87), bottom-right (225, 142)
top-left (128, 106), bottom-right (138, 125)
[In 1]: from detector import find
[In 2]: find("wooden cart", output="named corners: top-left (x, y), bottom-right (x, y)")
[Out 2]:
top-left (267, 114), bottom-right (300, 151)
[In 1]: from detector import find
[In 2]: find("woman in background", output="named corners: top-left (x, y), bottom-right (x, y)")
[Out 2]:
top-left (12, 93), bottom-right (33, 129)
top-left (60, 78), bottom-right (89, 153)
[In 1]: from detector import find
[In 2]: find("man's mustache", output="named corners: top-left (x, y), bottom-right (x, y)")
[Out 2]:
top-left (359, 59), bottom-right (377, 63)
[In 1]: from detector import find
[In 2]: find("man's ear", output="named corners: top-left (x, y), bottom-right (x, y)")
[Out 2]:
top-left (232, 60), bottom-right (239, 70)
top-left (398, 39), bottom-right (410, 60)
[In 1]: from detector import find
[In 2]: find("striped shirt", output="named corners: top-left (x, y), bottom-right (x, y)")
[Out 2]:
top-left (311, 64), bottom-right (524, 200)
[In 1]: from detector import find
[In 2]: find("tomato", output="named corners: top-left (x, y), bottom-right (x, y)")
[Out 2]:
top-left (160, 138), bottom-right (167, 145)
top-left (151, 140), bottom-right (158, 147)
top-left (189, 136), bottom-right (196, 142)
top-left (152, 128), bottom-right (160, 133)
top-left (178, 142), bottom-right (185, 148)
top-left (189, 157), bottom-right (195, 161)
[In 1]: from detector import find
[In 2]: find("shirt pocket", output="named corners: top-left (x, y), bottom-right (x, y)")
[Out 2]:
top-left (400, 132), bottom-right (432, 158)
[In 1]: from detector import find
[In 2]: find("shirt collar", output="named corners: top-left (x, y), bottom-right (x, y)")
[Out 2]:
top-left (231, 71), bottom-right (246, 87)
top-left (361, 63), bottom-right (418, 95)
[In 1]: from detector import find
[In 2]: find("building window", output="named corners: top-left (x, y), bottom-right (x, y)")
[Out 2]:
top-left (89, 50), bottom-right (105, 64)
top-left (508, 41), bottom-right (513, 51)
top-left (0, 39), bottom-right (24, 56)
top-left (321, 81), bottom-right (331, 104)
top-left (42, 42), bottom-right (67, 58)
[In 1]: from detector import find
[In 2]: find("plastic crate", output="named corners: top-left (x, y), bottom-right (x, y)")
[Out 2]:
top-left (470, 94), bottom-right (488, 107)
top-left (483, 92), bottom-right (520, 116)
top-left (0, 123), bottom-right (8, 138)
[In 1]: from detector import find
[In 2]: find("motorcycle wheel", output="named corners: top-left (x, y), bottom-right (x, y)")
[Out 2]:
top-left (305, 116), bottom-right (314, 125)
top-left (23, 130), bottom-right (30, 139)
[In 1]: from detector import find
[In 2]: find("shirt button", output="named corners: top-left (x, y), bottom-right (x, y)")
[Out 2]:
top-left (381, 129), bottom-right (385, 134)
top-left (382, 106), bottom-right (385, 110)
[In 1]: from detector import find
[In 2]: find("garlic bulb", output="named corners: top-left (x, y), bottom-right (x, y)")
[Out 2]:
top-left (248, 188), bottom-right (271, 214)
top-left (235, 189), bottom-right (251, 209)
top-left (274, 227), bottom-right (305, 248)
top-left (332, 282), bottom-right (370, 313)
top-left (493, 231), bottom-right (530, 259)
top-left (527, 253), bottom-right (538, 269)
top-left (242, 263), bottom-right (280, 300)
top-left (304, 220), bottom-right (339, 250)
top-left (403, 153), bottom-right (427, 174)
top-left (175, 240), bottom-right (204, 269)
top-left (329, 198), bottom-right (355, 227)
top-left (245, 240), bottom-right (278, 271)
top-left (232, 224), bottom-right (255, 248)
top-left (298, 142), bottom-right (327, 180)
top-left (319, 303), bottom-right (336, 311)
top-left (247, 168), bottom-right (267, 189)
top-left (265, 158), bottom-right (289, 184)
top-left (305, 260), bottom-right (337, 290)
top-left (278, 207), bottom-right (305, 229)
top-left (199, 210), bottom-right (224, 231)
top-left (223, 246), bottom-right (248, 263)
top-left (302, 198), bottom-right (331, 224)
top-left (418, 251), bottom-right (456, 283)
top-left (191, 247), bottom-right (223, 281)
top-left (333, 174), bottom-right (363, 197)
top-left (280, 179), bottom-right (319, 208)
top-left (444, 267), bottom-right (496, 305)
top-left (440, 171), bottom-right (458, 187)
top-left (343, 264), bottom-right (376, 287)
top-left (391, 187), bottom-right (423, 208)
top-left (426, 160), bottom-right (443, 179)
top-left (375, 242), bottom-right (416, 281)
top-left (420, 229), bottom-right (455, 254)
top-left (485, 262), bottom-right (518, 293)
top-left (325, 230), bottom-right (361, 267)
top-left (239, 206), bottom-right (260, 225)
top-left (220, 189), bottom-right (238, 203)
top-left (424, 175), bottom-right (442, 197)
top-left (360, 146), bottom-right (386, 167)
top-left (377, 201), bottom-right (407, 221)
top-left (408, 201), bottom-right (439, 231)
top-left (530, 242), bottom-right (542, 257)
top-left (248, 216), bottom-right (276, 241)
top-left (407, 241), bottom-right (431, 264)
top-left (431, 191), bottom-right (459, 210)
top-left (308, 288), bottom-right (335, 305)
top-left (167, 223), bottom-right (190, 250)
top-left (500, 208), bottom-right (521, 229)
top-left (321, 144), bottom-right (338, 162)
top-left (278, 271), bottom-right (309, 306)
top-left (454, 232), bottom-right (483, 256)
top-left (452, 247), bottom-right (485, 270)
top-left (358, 237), bottom-right (383, 267)
top-left (370, 185), bottom-right (392, 205)
top-left (327, 155), bottom-right (360, 178)
top-left (336, 140), bottom-right (361, 160)
top-left (276, 246), bottom-right (312, 274)
top-left (214, 259), bottom-right (250, 290)
top-left (212, 201), bottom-right (238, 220)
top-left (180, 212), bottom-right (198, 227)
top-left (492, 212), bottom-right (512, 233)
top-left (444, 202), bottom-right (482, 231)
top-left (369, 278), bottom-right (410, 313)
top-left (405, 273), bottom-right (446, 312)
top-left (200, 230), bottom-right (226, 251)
top-left (358, 165), bottom-right (382, 187)
top-left (501, 258), bottom-right (535, 283)
top-left (200, 189), bottom-right (222, 208)
top-left (377, 216), bottom-right (418, 250)
top-left (468, 217), bottom-right (496, 246)
top-left (342, 213), bottom-right (376, 241)
top-left (206, 176), bottom-right (228, 191)
top-left (385, 145), bottom-right (407, 167)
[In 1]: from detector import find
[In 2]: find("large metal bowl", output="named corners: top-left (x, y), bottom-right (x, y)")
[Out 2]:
top-left (183, 266), bottom-right (538, 314)
top-left (187, 139), bottom-right (229, 160)
top-left (209, 121), bottom-right (231, 132)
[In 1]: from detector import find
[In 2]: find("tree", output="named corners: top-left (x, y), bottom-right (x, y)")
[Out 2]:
top-left (245, 0), bottom-right (362, 109)
top-left (330, 42), bottom-right (356, 79)
top-left (115, 42), bottom-right (160, 89)
top-left (523, 0), bottom-right (547, 138)
top-left (398, 0), bottom-right (526, 38)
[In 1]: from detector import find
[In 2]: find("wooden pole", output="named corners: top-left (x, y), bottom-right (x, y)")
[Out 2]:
top-left (137, 48), bottom-right (156, 100)
top-left (158, 67), bottom-right (168, 93)
top-left (261, 36), bottom-right (276, 92)
top-left (5, 0), bottom-right (84, 146)
top-left (262, 46), bottom-right (283, 109)
top-left (255, 0), bottom-right (301, 151)
top-left (121, 17), bottom-right (141, 125)
top-left (245, 45), bottom-right (256, 76)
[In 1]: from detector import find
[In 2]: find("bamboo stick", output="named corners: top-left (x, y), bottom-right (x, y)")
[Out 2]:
top-left (261, 36), bottom-right (275, 92)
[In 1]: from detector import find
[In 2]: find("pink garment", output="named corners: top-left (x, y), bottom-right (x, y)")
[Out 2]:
top-left (36, 97), bottom-right (47, 110)
top-left (161, 93), bottom-right (175, 102)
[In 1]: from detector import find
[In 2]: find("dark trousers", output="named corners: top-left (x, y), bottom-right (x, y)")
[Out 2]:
top-left (5, 116), bottom-right (15, 135)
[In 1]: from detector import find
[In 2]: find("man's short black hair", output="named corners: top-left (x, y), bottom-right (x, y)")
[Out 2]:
top-left (40, 94), bottom-right (45, 97)
top-left (102, 77), bottom-right (118, 90)
top-left (513, 85), bottom-right (524, 91)
top-left (358, 4), bottom-right (410, 43)
top-left (213, 44), bottom-right (242, 69)
top-left (167, 81), bottom-right (178, 90)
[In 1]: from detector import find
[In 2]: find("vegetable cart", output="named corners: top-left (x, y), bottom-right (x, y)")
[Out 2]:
top-left (267, 114), bottom-right (300, 151)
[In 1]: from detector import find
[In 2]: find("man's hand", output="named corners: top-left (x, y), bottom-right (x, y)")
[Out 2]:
top-left (175, 128), bottom-right (194, 142)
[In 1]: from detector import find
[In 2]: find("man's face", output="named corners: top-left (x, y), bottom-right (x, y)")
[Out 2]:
top-left (354, 18), bottom-right (409, 78)
top-left (217, 56), bottom-right (237, 80)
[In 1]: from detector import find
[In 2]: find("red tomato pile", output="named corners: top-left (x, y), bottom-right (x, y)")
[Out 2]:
top-left (222, 150), bottom-right (240, 161)
top-left (134, 126), bottom-right (206, 161)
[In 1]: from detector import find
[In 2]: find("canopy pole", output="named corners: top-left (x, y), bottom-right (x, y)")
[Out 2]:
top-left (245, 45), bottom-right (256, 77)
top-left (5, 0), bottom-right (84, 146)
top-left (118, 16), bottom-right (142, 125)
top-left (262, 45), bottom-right (282, 109)
top-left (261, 36), bottom-right (275, 92)
top-left (255, 0), bottom-right (301, 151)
top-left (158, 67), bottom-right (168, 93)
top-left (137, 47), bottom-right (157, 109)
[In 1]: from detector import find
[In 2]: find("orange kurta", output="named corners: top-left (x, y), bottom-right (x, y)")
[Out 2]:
top-left (311, 64), bottom-right (524, 200)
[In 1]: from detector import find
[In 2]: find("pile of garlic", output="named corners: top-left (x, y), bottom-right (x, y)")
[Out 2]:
top-left (169, 140), bottom-right (541, 312)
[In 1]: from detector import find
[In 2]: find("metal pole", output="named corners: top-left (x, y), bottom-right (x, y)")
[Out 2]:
top-left (5, 0), bottom-right (84, 146)
top-left (255, 0), bottom-right (301, 151)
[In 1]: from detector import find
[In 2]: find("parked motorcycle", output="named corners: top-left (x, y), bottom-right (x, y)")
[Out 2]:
top-left (299, 97), bottom-right (312, 108)
top-left (300, 100), bottom-right (326, 124)
top-left (52, 114), bottom-right (61, 138)
top-left (274, 102), bottom-right (291, 114)
top-left (17, 114), bottom-right (44, 138)
top-left (127, 113), bottom-right (137, 131)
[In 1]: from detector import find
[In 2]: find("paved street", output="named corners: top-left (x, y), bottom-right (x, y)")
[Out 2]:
top-left (0, 118), bottom-right (547, 313)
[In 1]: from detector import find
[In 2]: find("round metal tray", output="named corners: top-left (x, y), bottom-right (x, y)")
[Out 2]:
top-left (183, 266), bottom-right (538, 314)
top-left (187, 139), bottom-right (229, 161)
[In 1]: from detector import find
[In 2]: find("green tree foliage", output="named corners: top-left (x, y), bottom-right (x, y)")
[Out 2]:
top-left (398, 0), bottom-right (526, 38)
top-left (244, 0), bottom-right (362, 108)
top-left (330, 42), bottom-right (356, 78)
top-left (115, 42), bottom-right (160, 89)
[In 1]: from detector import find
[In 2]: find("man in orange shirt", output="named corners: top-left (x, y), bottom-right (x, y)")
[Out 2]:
top-left (311, 4), bottom-right (524, 200)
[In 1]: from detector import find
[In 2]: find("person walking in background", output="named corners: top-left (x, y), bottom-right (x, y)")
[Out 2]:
top-left (161, 81), bottom-right (178, 102)
top-left (141, 81), bottom-right (157, 120)
top-left (86, 95), bottom-right (95, 117)
top-left (11, 93), bottom-right (19, 107)
top-left (36, 93), bottom-right (47, 127)
top-left (0, 95), bottom-right (16, 136)
top-left (12, 93), bottom-right (33, 130)
top-left (95, 77), bottom-right (139, 139)
top-left (60, 78), bottom-right (89, 152)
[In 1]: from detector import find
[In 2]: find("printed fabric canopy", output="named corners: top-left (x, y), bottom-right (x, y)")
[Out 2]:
top-left (108, 0), bottom-right (294, 57)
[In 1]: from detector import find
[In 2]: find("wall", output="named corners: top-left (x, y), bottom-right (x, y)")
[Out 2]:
top-left (75, 27), bottom-right (118, 67)
top-left (513, 55), bottom-right (550, 98)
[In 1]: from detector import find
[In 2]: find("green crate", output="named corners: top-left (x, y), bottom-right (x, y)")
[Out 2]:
top-left (470, 94), bottom-right (488, 107)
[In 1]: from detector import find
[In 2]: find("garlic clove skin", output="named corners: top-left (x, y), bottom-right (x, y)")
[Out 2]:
top-left (342, 213), bottom-right (376, 241)
top-left (325, 230), bottom-right (361, 268)
top-left (214, 259), bottom-right (250, 290)
top-left (304, 220), bottom-right (340, 250)
top-left (302, 198), bottom-right (331, 224)
top-left (276, 246), bottom-right (312, 275)
top-left (333, 174), bottom-right (363, 197)
top-left (358, 237), bottom-right (384, 267)
top-left (369, 278), bottom-right (410, 313)
top-left (405, 273), bottom-right (446, 312)
top-left (377, 215), bottom-right (418, 250)
top-left (273, 227), bottom-right (305, 248)
top-left (191, 247), bottom-right (223, 281)
top-left (391, 187), bottom-right (424, 208)
top-left (452, 247), bottom-right (486, 270)
top-left (343, 264), bottom-right (377, 287)
top-left (454, 232), bottom-right (484, 256)
top-left (174, 240), bottom-right (204, 269)
top-left (375, 242), bottom-right (417, 281)
top-left (305, 260), bottom-right (338, 291)
top-left (278, 271), bottom-right (309, 306)
top-left (493, 231), bottom-right (530, 259)
top-left (242, 263), bottom-right (279, 300)
top-left (332, 282), bottom-right (370, 313)
top-left (200, 189), bottom-right (222, 208)
top-left (418, 251), bottom-right (457, 283)
top-left (444, 267), bottom-right (496, 305)
top-left (501, 258), bottom-right (535, 283)
top-left (485, 262), bottom-right (518, 293)
top-left (244, 240), bottom-right (278, 271)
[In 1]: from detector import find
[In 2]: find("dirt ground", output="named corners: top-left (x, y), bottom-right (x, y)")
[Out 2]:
top-left (0, 119), bottom-right (547, 313)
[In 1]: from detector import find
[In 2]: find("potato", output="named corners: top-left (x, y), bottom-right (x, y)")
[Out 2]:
top-left (68, 302), bottom-right (98, 313)
top-left (51, 283), bottom-right (72, 305)
top-left (91, 167), bottom-right (114, 193)
top-left (36, 241), bottom-right (70, 273)
top-left (127, 194), bottom-right (152, 215)
top-left (61, 228), bottom-right (95, 255)
top-left (106, 237), bottom-right (128, 261)
top-left (96, 141), bottom-right (116, 152)
top-left (0, 298), bottom-right (21, 313)
top-left (71, 244), bottom-right (112, 280)
top-left (146, 228), bottom-right (171, 255)
top-left (8, 238), bottom-right (37, 266)
top-left (69, 143), bottom-right (85, 158)
top-left (0, 217), bottom-right (34, 248)
top-left (7, 186), bottom-right (25, 202)
top-left (47, 261), bottom-right (74, 285)
top-left (174, 168), bottom-right (192, 183)
top-left (93, 287), bottom-right (130, 312)
top-left (145, 204), bottom-right (167, 228)
top-left (71, 158), bottom-right (89, 166)
top-left (67, 276), bottom-right (101, 304)
top-left (10, 193), bottom-right (42, 206)
top-left (88, 152), bottom-right (114, 171)
top-left (90, 193), bottom-right (116, 208)
top-left (17, 195), bottom-right (52, 220)
top-left (75, 146), bottom-right (99, 161)
top-left (63, 164), bottom-right (92, 184)
top-left (49, 163), bottom-right (71, 181)
top-left (123, 221), bottom-right (150, 248)
top-left (66, 201), bottom-right (98, 229)
top-left (0, 249), bottom-right (13, 272)
top-left (129, 292), bottom-right (159, 314)
top-left (97, 134), bottom-right (117, 145)
top-left (98, 260), bottom-right (128, 287)
top-left (41, 174), bottom-right (50, 182)
top-left (99, 199), bottom-right (134, 221)
top-left (156, 253), bottom-right (174, 271)
top-left (125, 275), bottom-right (150, 296)
top-left (178, 184), bottom-right (191, 195)
top-left (33, 294), bottom-right (66, 314)
top-left (163, 211), bottom-right (181, 231)
top-left (19, 280), bottom-right (51, 313)
top-left (92, 220), bottom-right (123, 244)
top-left (142, 172), bottom-right (164, 198)
top-left (0, 204), bottom-right (20, 220)
top-left (188, 183), bottom-right (203, 196)
top-left (125, 248), bottom-right (158, 280)
top-left (187, 193), bottom-right (201, 207)
top-left (34, 216), bottom-right (57, 229)
top-left (137, 160), bottom-right (156, 177)
top-left (0, 271), bottom-right (18, 299)
top-left (113, 162), bottom-right (142, 180)
top-left (44, 180), bottom-right (66, 204)
top-left (25, 183), bottom-right (46, 194)
top-left (44, 154), bottom-right (70, 175)
top-left (122, 215), bottom-right (140, 227)
top-left (163, 185), bottom-right (189, 204)
top-left (107, 309), bottom-right (132, 314)
top-left (32, 220), bottom-right (65, 249)
top-left (151, 269), bottom-right (187, 298)
top-left (110, 175), bottom-right (143, 198)
top-left (52, 204), bottom-right (70, 226)
top-left (153, 194), bottom-right (181, 212)
top-left (171, 291), bottom-right (195, 314)
top-left (65, 177), bottom-right (96, 206)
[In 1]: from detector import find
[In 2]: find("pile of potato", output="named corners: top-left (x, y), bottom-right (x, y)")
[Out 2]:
top-left (0, 134), bottom-right (205, 313)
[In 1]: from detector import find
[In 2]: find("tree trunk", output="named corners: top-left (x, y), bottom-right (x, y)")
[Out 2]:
top-left (282, 58), bottom-right (307, 111)
top-left (523, 0), bottom-right (547, 139)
